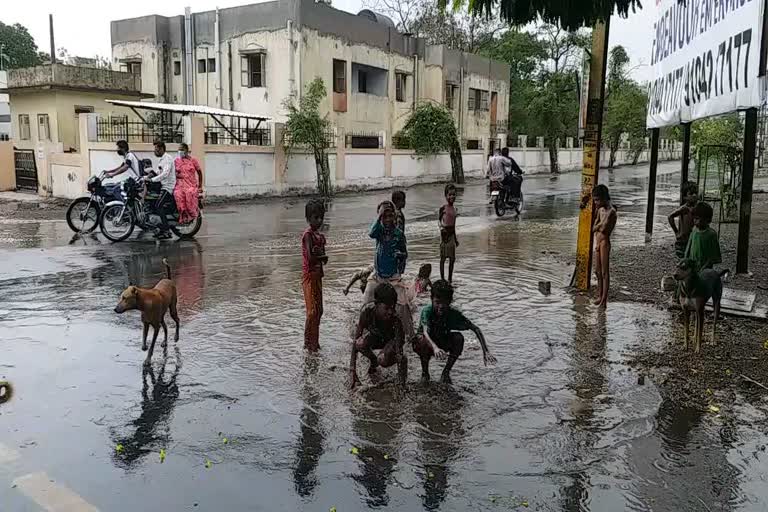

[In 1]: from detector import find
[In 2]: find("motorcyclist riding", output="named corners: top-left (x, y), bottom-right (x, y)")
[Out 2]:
top-left (500, 147), bottom-right (523, 202)
top-left (487, 148), bottom-right (507, 203)
top-left (146, 141), bottom-right (177, 239)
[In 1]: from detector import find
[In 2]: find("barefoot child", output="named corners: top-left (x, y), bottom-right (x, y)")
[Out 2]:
top-left (302, 200), bottom-right (327, 351)
top-left (668, 181), bottom-right (699, 259)
top-left (685, 202), bottom-right (721, 271)
top-left (592, 185), bottom-right (617, 307)
top-left (413, 280), bottom-right (496, 384)
top-left (439, 184), bottom-right (459, 283)
top-left (349, 283), bottom-right (407, 389)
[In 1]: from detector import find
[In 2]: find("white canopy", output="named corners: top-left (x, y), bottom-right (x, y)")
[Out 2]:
top-left (105, 99), bottom-right (270, 121)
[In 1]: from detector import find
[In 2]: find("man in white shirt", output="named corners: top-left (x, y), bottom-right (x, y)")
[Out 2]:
top-left (148, 141), bottom-right (176, 239)
top-left (487, 149), bottom-right (506, 203)
top-left (104, 140), bottom-right (141, 182)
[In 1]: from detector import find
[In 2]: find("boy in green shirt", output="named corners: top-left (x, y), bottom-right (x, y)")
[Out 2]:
top-left (685, 202), bottom-right (721, 271)
top-left (412, 280), bottom-right (495, 384)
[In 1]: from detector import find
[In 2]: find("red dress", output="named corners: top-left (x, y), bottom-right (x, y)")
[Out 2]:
top-left (174, 156), bottom-right (201, 224)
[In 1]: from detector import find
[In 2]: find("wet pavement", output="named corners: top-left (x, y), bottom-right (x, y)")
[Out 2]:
top-left (2, 161), bottom-right (768, 511)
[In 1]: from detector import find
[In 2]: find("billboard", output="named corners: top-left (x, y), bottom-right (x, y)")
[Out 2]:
top-left (646, 0), bottom-right (764, 128)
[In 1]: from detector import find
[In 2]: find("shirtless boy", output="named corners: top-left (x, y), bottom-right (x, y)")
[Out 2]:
top-left (592, 184), bottom-right (617, 307)
top-left (349, 283), bottom-right (407, 389)
top-left (439, 184), bottom-right (459, 283)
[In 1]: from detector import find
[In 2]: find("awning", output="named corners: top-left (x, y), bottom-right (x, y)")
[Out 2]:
top-left (105, 99), bottom-right (270, 121)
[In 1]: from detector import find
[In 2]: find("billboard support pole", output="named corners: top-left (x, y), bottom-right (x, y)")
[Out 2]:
top-left (645, 128), bottom-right (660, 241)
top-left (680, 123), bottom-right (691, 202)
top-left (737, 107), bottom-right (758, 274)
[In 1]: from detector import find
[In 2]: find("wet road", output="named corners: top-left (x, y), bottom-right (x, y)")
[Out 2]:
top-left (2, 162), bottom-right (768, 511)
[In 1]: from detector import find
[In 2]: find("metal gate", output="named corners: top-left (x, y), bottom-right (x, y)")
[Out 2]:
top-left (14, 150), bottom-right (38, 192)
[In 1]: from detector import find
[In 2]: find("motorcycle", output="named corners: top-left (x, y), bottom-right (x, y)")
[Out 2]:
top-left (65, 172), bottom-right (122, 233)
top-left (490, 172), bottom-right (524, 217)
top-left (98, 177), bottom-right (203, 242)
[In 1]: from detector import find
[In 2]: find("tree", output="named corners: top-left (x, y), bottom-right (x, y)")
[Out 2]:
top-left (446, 0), bottom-right (641, 31)
top-left (528, 71), bottom-right (578, 173)
top-left (395, 102), bottom-right (465, 183)
top-left (603, 45), bottom-right (647, 168)
top-left (283, 78), bottom-right (334, 196)
top-left (363, 0), bottom-right (423, 32)
top-left (0, 22), bottom-right (42, 69)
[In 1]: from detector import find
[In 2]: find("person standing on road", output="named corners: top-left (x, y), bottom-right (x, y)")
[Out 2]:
top-left (148, 141), bottom-right (177, 239)
top-left (302, 199), bottom-right (328, 352)
top-left (173, 143), bottom-right (203, 225)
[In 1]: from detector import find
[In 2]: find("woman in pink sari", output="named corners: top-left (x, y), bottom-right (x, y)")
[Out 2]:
top-left (174, 143), bottom-right (203, 224)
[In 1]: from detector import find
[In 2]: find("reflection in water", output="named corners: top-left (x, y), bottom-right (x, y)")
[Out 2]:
top-left (561, 300), bottom-right (607, 511)
top-left (111, 345), bottom-right (181, 468)
top-left (350, 387), bottom-right (403, 507)
top-left (292, 356), bottom-right (325, 498)
top-left (415, 388), bottom-right (465, 511)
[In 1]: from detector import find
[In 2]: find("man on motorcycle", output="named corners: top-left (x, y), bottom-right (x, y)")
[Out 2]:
top-left (487, 149), bottom-right (506, 203)
top-left (104, 140), bottom-right (141, 182)
top-left (500, 147), bottom-right (523, 202)
top-left (147, 141), bottom-right (177, 239)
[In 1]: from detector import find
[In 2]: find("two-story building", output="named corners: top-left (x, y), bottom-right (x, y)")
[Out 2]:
top-left (110, 0), bottom-right (509, 150)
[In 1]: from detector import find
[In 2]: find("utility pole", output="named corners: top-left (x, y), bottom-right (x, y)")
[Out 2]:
top-left (49, 14), bottom-right (56, 64)
top-left (572, 20), bottom-right (610, 291)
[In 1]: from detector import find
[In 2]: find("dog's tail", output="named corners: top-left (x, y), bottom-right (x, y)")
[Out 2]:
top-left (162, 258), bottom-right (172, 280)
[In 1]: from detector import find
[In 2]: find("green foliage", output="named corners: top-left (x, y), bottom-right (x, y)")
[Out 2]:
top-left (396, 103), bottom-right (459, 156)
top-left (603, 45), bottom-right (648, 167)
top-left (282, 78), bottom-right (333, 196)
top-left (0, 22), bottom-right (42, 69)
top-left (527, 70), bottom-right (579, 172)
top-left (444, 0), bottom-right (641, 31)
top-left (692, 114), bottom-right (742, 150)
top-left (396, 103), bottom-right (465, 182)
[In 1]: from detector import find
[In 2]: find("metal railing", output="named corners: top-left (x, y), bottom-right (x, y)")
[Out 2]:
top-left (96, 116), bottom-right (183, 143)
top-left (204, 125), bottom-right (271, 146)
top-left (283, 127), bottom-right (337, 149)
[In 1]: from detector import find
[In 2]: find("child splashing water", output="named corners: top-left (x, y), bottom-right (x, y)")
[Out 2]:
top-left (302, 199), bottom-right (327, 351)
top-left (592, 185), bottom-right (617, 308)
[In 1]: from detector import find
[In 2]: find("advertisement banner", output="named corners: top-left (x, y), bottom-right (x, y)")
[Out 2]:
top-left (646, 0), bottom-right (764, 128)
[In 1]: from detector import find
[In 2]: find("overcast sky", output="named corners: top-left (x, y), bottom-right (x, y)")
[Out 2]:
top-left (2, 0), bottom-right (656, 82)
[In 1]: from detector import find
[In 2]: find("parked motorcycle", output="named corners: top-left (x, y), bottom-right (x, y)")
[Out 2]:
top-left (490, 173), bottom-right (524, 217)
top-left (98, 177), bottom-right (203, 242)
top-left (65, 172), bottom-right (122, 233)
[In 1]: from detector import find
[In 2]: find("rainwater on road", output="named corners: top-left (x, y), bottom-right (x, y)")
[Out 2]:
top-left (2, 162), bottom-right (768, 511)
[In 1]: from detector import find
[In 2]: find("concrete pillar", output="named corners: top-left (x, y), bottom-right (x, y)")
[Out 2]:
top-left (383, 130), bottom-right (392, 178)
top-left (0, 141), bottom-right (15, 191)
top-left (335, 126), bottom-right (346, 182)
top-left (274, 123), bottom-right (287, 187)
top-left (85, 113), bottom-right (99, 143)
top-left (188, 116), bottom-right (206, 183)
top-left (566, 137), bottom-right (574, 148)
top-left (518, 135), bottom-right (527, 147)
top-left (536, 136), bottom-right (545, 148)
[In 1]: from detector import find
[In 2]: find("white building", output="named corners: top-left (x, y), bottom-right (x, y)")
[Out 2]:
top-left (111, 0), bottom-right (509, 150)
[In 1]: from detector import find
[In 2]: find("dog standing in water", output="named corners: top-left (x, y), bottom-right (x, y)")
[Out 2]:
top-left (675, 258), bottom-right (728, 353)
top-left (114, 258), bottom-right (180, 365)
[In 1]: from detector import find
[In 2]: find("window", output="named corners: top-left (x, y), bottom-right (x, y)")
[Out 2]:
top-left (18, 114), bottom-right (30, 140)
top-left (468, 88), bottom-right (489, 111)
top-left (208, 58), bottom-right (216, 73)
top-left (241, 53), bottom-right (265, 88)
top-left (445, 83), bottom-right (458, 109)
top-left (395, 73), bottom-right (407, 102)
top-left (120, 62), bottom-right (141, 77)
top-left (205, 132), bottom-right (219, 144)
top-left (466, 139), bottom-right (480, 150)
top-left (480, 90), bottom-right (489, 111)
top-left (37, 114), bottom-right (50, 141)
top-left (358, 70), bottom-right (368, 93)
top-left (197, 59), bottom-right (207, 73)
top-left (173, 61), bottom-right (181, 76)
top-left (333, 59), bottom-right (346, 93)
top-left (347, 135), bottom-right (381, 149)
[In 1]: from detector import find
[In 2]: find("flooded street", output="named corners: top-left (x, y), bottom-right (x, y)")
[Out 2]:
top-left (3, 161), bottom-right (768, 511)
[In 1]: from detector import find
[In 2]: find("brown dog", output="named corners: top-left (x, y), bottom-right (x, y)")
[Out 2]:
top-left (674, 258), bottom-right (728, 353)
top-left (114, 258), bottom-right (179, 365)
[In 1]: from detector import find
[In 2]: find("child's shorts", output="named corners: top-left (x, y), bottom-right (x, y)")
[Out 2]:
top-left (440, 234), bottom-right (457, 260)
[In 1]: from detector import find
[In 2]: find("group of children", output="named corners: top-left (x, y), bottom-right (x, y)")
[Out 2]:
top-left (667, 181), bottom-right (722, 271)
top-left (301, 184), bottom-right (495, 389)
top-left (587, 179), bottom-right (722, 309)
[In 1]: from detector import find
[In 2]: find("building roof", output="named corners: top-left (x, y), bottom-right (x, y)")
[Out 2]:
top-left (3, 64), bottom-right (149, 97)
top-left (105, 99), bottom-right (270, 120)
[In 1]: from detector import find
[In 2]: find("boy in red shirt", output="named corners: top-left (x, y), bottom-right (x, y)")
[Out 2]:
top-left (302, 199), bottom-right (327, 351)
